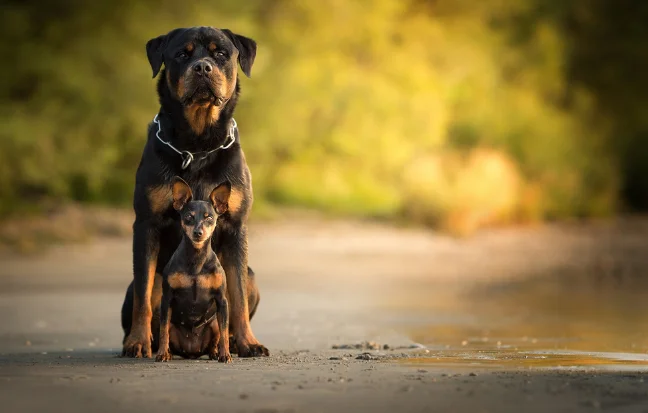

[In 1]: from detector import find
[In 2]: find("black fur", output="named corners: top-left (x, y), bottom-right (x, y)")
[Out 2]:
top-left (121, 26), bottom-right (267, 359)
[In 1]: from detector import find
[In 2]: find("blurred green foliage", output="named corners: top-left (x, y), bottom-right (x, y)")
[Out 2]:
top-left (1, 0), bottom-right (646, 232)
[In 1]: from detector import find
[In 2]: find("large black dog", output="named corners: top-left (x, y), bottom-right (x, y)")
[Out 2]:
top-left (121, 26), bottom-right (268, 358)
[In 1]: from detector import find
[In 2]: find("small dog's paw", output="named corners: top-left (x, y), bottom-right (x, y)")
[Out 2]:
top-left (218, 352), bottom-right (232, 363)
top-left (209, 349), bottom-right (232, 363)
top-left (155, 351), bottom-right (172, 362)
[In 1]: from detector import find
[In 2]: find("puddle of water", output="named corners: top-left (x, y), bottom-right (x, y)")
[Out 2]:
top-left (382, 271), bottom-right (648, 371)
top-left (404, 350), bottom-right (648, 371)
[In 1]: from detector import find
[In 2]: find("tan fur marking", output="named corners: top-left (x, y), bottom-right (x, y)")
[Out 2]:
top-left (150, 273), bottom-right (163, 344)
top-left (210, 105), bottom-right (220, 125)
top-left (228, 188), bottom-right (244, 214)
top-left (195, 273), bottom-right (224, 290)
top-left (131, 259), bottom-right (157, 336)
top-left (151, 273), bottom-right (163, 312)
top-left (172, 178), bottom-right (193, 211)
top-left (212, 70), bottom-right (236, 100)
top-left (184, 104), bottom-right (220, 135)
top-left (208, 43), bottom-right (217, 52)
top-left (167, 272), bottom-right (223, 290)
top-left (186, 43), bottom-right (194, 52)
top-left (144, 260), bottom-right (157, 318)
top-left (224, 69), bottom-right (237, 96)
top-left (177, 76), bottom-right (186, 99)
top-left (167, 273), bottom-right (193, 289)
top-left (147, 185), bottom-right (172, 214)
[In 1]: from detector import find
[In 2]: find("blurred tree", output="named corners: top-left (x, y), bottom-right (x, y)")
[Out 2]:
top-left (0, 0), bottom-right (643, 232)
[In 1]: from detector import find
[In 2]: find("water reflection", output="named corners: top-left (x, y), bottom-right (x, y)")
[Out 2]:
top-left (404, 350), bottom-right (648, 371)
top-left (384, 266), bottom-right (648, 369)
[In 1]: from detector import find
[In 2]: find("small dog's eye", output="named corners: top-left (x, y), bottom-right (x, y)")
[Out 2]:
top-left (205, 216), bottom-right (214, 222)
top-left (184, 214), bottom-right (193, 221)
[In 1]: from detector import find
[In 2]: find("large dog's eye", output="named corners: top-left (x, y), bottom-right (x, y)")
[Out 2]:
top-left (177, 51), bottom-right (189, 60)
top-left (215, 51), bottom-right (227, 58)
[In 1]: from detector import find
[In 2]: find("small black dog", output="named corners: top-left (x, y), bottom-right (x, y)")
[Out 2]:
top-left (156, 176), bottom-right (232, 362)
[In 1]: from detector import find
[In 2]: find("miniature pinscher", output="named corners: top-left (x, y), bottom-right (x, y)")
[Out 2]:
top-left (155, 176), bottom-right (232, 362)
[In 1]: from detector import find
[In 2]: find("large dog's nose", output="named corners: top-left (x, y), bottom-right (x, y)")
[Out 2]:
top-left (193, 60), bottom-right (212, 76)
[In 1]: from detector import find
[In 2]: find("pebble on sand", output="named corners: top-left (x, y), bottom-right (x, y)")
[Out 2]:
top-left (332, 341), bottom-right (380, 350)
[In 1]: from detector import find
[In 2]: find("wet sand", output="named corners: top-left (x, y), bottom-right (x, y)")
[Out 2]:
top-left (2, 217), bottom-right (648, 412)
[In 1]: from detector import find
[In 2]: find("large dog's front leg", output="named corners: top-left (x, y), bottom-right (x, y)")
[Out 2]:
top-left (123, 219), bottom-right (159, 358)
top-left (219, 225), bottom-right (269, 357)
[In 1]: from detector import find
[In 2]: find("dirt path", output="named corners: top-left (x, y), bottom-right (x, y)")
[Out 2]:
top-left (2, 217), bottom-right (648, 412)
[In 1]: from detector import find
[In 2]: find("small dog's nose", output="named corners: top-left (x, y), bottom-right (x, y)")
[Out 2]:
top-left (193, 61), bottom-right (212, 75)
top-left (193, 229), bottom-right (203, 238)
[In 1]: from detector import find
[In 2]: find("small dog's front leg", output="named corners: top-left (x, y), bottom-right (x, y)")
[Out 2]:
top-left (210, 288), bottom-right (231, 363)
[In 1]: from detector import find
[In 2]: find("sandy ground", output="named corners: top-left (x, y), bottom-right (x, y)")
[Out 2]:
top-left (2, 217), bottom-right (648, 413)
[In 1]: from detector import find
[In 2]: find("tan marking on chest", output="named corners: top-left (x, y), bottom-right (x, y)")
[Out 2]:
top-left (196, 273), bottom-right (224, 290)
top-left (167, 272), bottom-right (224, 291)
top-left (167, 273), bottom-right (193, 290)
top-left (147, 185), bottom-right (172, 214)
top-left (184, 104), bottom-right (220, 135)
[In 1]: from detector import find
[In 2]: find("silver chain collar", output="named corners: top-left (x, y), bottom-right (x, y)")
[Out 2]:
top-left (153, 114), bottom-right (237, 170)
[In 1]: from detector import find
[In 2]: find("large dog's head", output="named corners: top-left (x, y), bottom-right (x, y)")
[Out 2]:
top-left (146, 27), bottom-right (256, 135)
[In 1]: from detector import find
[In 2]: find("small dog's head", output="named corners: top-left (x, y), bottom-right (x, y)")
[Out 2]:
top-left (171, 177), bottom-right (231, 246)
top-left (146, 26), bottom-right (256, 134)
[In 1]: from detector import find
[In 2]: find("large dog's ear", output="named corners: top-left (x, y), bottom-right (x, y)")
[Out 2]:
top-left (171, 176), bottom-right (193, 211)
top-left (222, 29), bottom-right (257, 78)
top-left (209, 181), bottom-right (231, 215)
top-left (146, 34), bottom-right (168, 78)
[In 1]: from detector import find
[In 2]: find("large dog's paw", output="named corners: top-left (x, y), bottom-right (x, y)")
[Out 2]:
top-left (239, 343), bottom-right (269, 357)
top-left (155, 350), bottom-right (172, 362)
top-left (122, 330), bottom-right (152, 358)
top-left (235, 335), bottom-right (269, 358)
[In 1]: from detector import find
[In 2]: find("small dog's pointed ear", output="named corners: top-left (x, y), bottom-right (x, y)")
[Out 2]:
top-left (222, 29), bottom-right (257, 78)
top-left (146, 34), bottom-right (168, 78)
top-left (171, 176), bottom-right (193, 211)
top-left (210, 181), bottom-right (231, 215)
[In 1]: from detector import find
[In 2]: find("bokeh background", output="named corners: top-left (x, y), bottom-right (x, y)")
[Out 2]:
top-left (2, 0), bottom-right (647, 234)
top-left (4, 5), bottom-right (648, 405)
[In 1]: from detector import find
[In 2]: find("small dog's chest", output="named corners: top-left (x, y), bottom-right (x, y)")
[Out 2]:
top-left (167, 272), bottom-right (224, 291)
top-left (167, 273), bottom-right (221, 324)
top-left (166, 273), bottom-right (221, 357)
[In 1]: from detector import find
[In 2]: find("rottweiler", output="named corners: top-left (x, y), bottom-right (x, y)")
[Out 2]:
top-left (120, 26), bottom-right (268, 358)
top-left (156, 177), bottom-right (233, 362)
